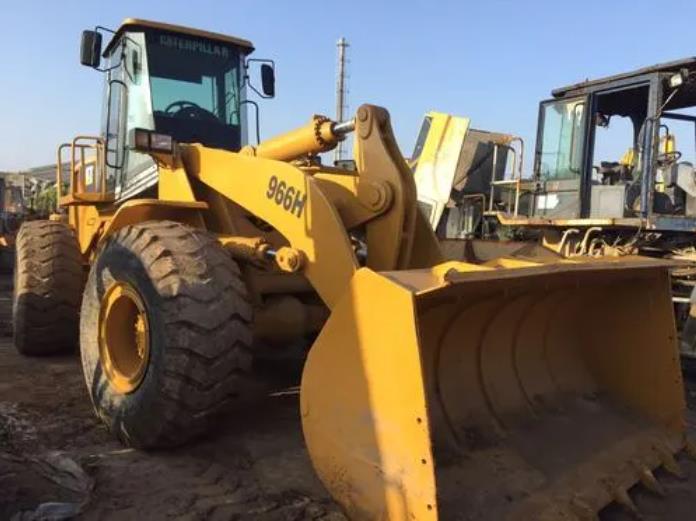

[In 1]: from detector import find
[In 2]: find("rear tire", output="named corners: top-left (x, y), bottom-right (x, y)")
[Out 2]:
top-left (80, 221), bottom-right (253, 448)
top-left (13, 221), bottom-right (83, 355)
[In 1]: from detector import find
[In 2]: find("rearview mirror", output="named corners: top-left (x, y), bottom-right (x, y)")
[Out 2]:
top-left (244, 59), bottom-right (276, 99)
top-left (80, 30), bottom-right (102, 68)
top-left (261, 64), bottom-right (275, 98)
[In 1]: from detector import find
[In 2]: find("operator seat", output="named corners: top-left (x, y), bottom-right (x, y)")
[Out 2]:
top-left (599, 161), bottom-right (633, 185)
top-left (598, 147), bottom-right (636, 185)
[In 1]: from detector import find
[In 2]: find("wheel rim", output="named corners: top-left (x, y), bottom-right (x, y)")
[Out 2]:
top-left (99, 281), bottom-right (150, 394)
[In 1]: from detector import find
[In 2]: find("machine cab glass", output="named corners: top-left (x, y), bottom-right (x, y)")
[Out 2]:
top-left (533, 96), bottom-right (587, 218)
top-left (147, 32), bottom-right (245, 151)
top-left (98, 20), bottom-right (253, 200)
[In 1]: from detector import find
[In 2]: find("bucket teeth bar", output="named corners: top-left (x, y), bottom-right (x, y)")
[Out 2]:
top-left (513, 436), bottom-right (696, 521)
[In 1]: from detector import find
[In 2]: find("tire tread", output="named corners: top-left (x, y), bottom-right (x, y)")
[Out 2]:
top-left (82, 220), bottom-right (253, 448)
top-left (13, 220), bottom-right (83, 355)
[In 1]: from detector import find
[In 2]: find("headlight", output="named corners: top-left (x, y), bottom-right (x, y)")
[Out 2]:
top-left (129, 128), bottom-right (175, 154)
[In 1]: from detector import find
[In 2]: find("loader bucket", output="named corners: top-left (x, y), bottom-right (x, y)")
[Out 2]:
top-left (300, 257), bottom-right (688, 520)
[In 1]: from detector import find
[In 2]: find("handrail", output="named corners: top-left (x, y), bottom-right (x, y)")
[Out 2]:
top-left (487, 137), bottom-right (526, 216)
top-left (56, 136), bottom-right (108, 205)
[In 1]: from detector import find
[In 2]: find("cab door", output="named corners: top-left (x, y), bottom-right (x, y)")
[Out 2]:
top-left (532, 96), bottom-right (588, 218)
top-left (101, 33), bottom-right (158, 201)
top-left (101, 40), bottom-right (127, 196)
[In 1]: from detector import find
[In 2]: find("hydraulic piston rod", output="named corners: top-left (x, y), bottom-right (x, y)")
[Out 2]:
top-left (241, 116), bottom-right (355, 162)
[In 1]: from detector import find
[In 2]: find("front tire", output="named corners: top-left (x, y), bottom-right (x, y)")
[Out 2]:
top-left (80, 221), bottom-right (253, 448)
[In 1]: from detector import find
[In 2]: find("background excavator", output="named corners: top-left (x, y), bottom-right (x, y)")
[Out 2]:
top-left (413, 62), bottom-right (696, 365)
top-left (11, 19), bottom-right (691, 520)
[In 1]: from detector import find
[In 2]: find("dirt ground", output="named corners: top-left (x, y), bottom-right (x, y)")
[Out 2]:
top-left (1, 271), bottom-right (696, 521)
top-left (0, 267), bottom-right (343, 521)
top-left (0, 348), bottom-right (345, 521)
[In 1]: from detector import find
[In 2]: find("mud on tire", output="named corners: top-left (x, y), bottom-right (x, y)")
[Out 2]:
top-left (80, 221), bottom-right (253, 448)
top-left (13, 220), bottom-right (84, 355)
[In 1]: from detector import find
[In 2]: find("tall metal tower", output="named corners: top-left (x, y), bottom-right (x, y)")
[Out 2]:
top-left (334, 37), bottom-right (350, 162)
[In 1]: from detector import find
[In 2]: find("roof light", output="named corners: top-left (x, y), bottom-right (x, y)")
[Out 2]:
top-left (669, 72), bottom-right (684, 89)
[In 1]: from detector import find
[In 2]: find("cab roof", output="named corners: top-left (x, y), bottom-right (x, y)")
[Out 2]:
top-left (552, 57), bottom-right (696, 98)
top-left (103, 18), bottom-right (255, 56)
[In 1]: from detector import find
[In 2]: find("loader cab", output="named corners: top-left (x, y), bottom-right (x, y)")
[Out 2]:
top-left (531, 57), bottom-right (696, 226)
top-left (77, 19), bottom-right (266, 201)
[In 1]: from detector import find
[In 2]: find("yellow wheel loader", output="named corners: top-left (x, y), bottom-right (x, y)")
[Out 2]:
top-left (11, 18), bottom-right (693, 520)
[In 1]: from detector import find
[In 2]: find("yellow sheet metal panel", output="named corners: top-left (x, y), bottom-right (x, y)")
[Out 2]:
top-left (71, 204), bottom-right (102, 255)
top-left (181, 144), bottom-right (358, 308)
top-left (157, 160), bottom-right (197, 202)
top-left (353, 105), bottom-right (420, 271)
top-left (413, 112), bottom-right (471, 228)
top-left (408, 209), bottom-right (446, 268)
top-left (98, 199), bottom-right (208, 246)
top-left (313, 173), bottom-right (382, 230)
top-left (301, 267), bottom-right (438, 520)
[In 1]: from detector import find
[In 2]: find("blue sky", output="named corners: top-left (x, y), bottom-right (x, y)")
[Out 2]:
top-left (1, 0), bottom-right (695, 171)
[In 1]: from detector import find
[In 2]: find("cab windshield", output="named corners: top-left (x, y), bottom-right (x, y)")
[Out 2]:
top-left (146, 30), bottom-right (244, 151)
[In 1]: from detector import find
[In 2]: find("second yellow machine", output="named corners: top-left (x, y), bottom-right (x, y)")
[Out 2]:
top-left (13, 19), bottom-right (692, 520)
